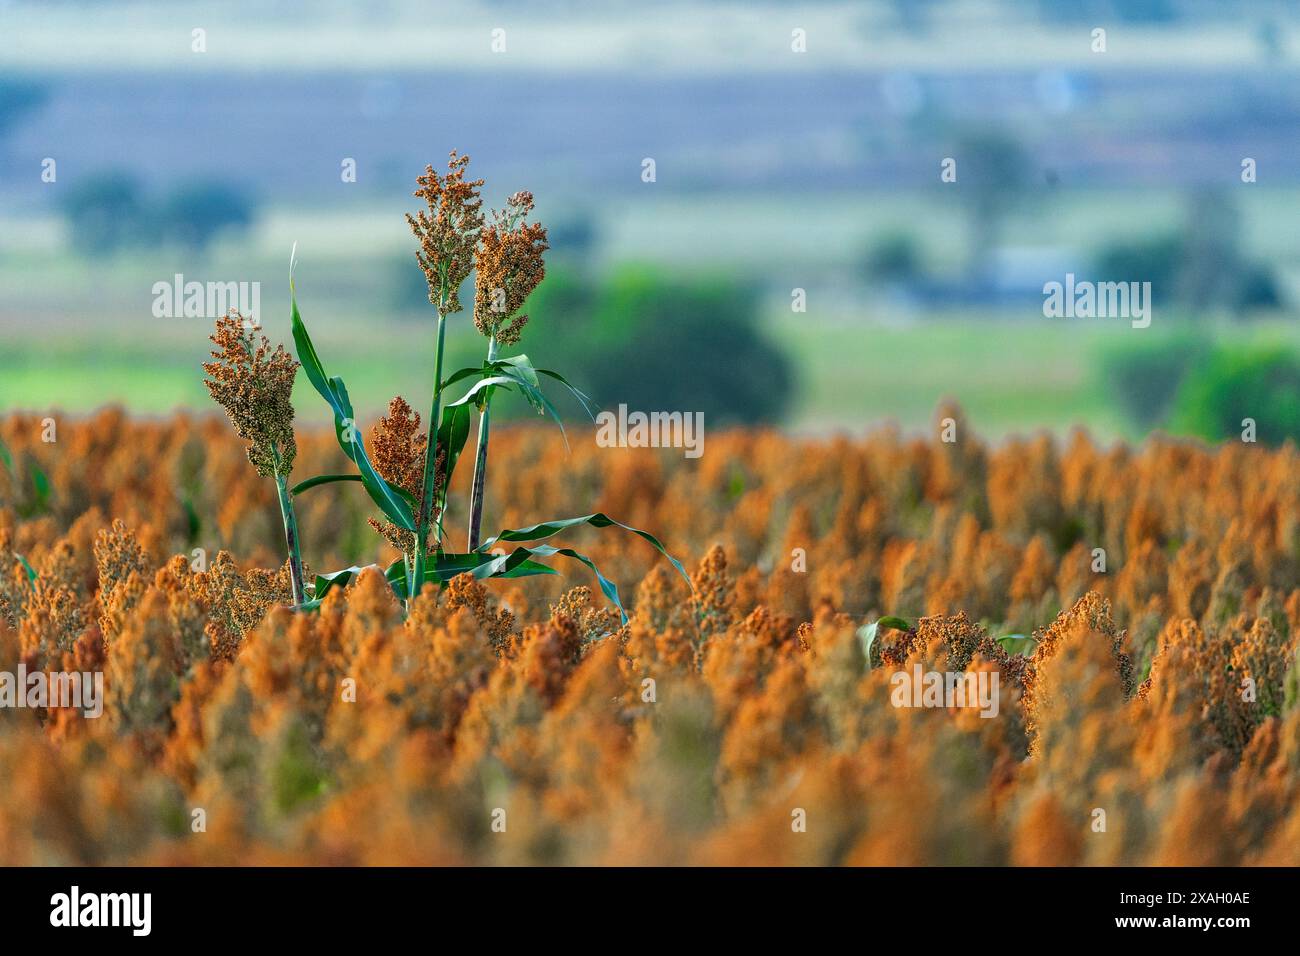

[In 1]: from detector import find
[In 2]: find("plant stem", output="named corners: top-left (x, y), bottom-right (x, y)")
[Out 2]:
top-left (275, 472), bottom-right (306, 607)
top-left (412, 308), bottom-right (449, 606)
top-left (467, 336), bottom-right (498, 552)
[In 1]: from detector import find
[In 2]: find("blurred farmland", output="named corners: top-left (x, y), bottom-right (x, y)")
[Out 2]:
top-left (3, 0), bottom-right (1300, 440)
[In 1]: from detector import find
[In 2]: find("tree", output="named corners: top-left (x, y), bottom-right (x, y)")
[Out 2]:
top-left (953, 129), bottom-right (1031, 277)
top-left (157, 181), bottom-right (256, 251)
top-left (59, 171), bottom-right (150, 255)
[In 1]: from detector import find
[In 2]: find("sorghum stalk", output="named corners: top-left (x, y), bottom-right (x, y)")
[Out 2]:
top-left (411, 303), bottom-right (447, 604)
top-left (467, 335), bottom-right (499, 551)
top-left (202, 312), bottom-right (304, 609)
top-left (274, 470), bottom-right (306, 606)
top-left (405, 153), bottom-right (485, 607)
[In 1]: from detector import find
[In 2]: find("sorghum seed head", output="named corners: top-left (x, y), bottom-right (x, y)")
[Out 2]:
top-left (473, 190), bottom-right (548, 346)
top-left (405, 151), bottom-right (485, 317)
top-left (202, 312), bottom-right (298, 479)
top-left (367, 397), bottom-right (443, 557)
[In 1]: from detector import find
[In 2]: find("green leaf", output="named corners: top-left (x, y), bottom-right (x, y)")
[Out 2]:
top-left (446, 374), bottom-right (517, 410)
top-left (432, 551), bottom-right (558, 580)
top-left (496, 355), bottom-right (595, 420)
top-left (535, 367), bottom-right (598, 421)
top-left (315, 552), bottom-right (560, 606)
top-left (441, 357), bottom-right (595, 456)
top-left (996, 633), bottom-right (1037, 657)
top-left (288, 253), bottom-right (416, 532)
top-left (524, 543), bottom-right (628, 624)
top-left (30, 464), bottom-right (50, 510)
top-left (311, 565), bottom-right (378, 602)
top-left (291, 473), bottom-right (417, 512)
top-left (440, 364), bottom-right (497, 393)
top-left (387, 551), bottom-right (558, 601)
top-left (856, 616), bottom-right (913, 671)
top-left (16, 554), bottom-right (37, 585)
top-left (494, 366), bottom-right (569, 450)
top-left (290, 474), bottom-right (363, 496)
top-left (0, 435), bottom-right (11, 474)
top-left (434, 401), bottom-right (473, 508)
top-left (459, 543), bottom-right (628, 624)
top-left (182, 497), bottom-right (202, 542)
top-left (310, 560), bottom-right (411, 605)
top-left (477, 512), bottom-right (691, 591)
top-left (289, 249), bottom-right (334, 402)
top-left (332, 377), bottom-right (417, 531)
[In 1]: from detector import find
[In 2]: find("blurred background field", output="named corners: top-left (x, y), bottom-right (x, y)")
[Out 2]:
top-left (3, 0), bottom-right (1300, 443)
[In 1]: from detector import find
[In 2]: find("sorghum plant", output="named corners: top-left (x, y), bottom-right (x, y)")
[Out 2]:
top-left (202, 312), bottom-right (306, 605)
top-left (466, 190), bottom-right (549, 551)
top-left (290, 152), bottom-right (689, 619)
top-left (405, 153), bottom-right (485, 589)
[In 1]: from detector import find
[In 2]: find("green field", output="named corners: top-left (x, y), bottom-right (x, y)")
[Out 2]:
top-left (5, 309), bottom-right (1297, 443)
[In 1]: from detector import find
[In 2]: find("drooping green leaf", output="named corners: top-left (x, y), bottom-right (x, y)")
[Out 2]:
top-left (495, 353), bottom-right (542, 389)
top-left (477, 512), bottom-right (691, 589)
top-left (434, 401), bottom-right (473, 510)
top-left (454, 543), bottom-right (628, 624)
top-left (309, 560), bottom-right (411, 605)
top-left (440, 357), bottom-right (595, 453)
top-left (497, 354), bottom-right (596, 421)
top-left (0, 435), bottom-right (11, 474)
top-left (331, 377), bottom-right (416, 531)
top-left (446, 374), bottom-right (517, 410)
top-left (524, 543), bottom-right (628, 623)
top-left (493, 365), bottom-right (569, 450)
top-left (877, 615), bottom-right (914, 631)
top-left (433, 551), bottom-right (559, 581)
top-left (856, 615), bottom-right (913, 671)
top-left (291, 474), bottom-right (363, 496)
top-left (289, 250), bottom-right (334, 402)
top-left (312, 551), bottom-right (560, 607)
top-left (389, 550), bottom-right (558, 601)
top-left (535, 367), bottom-right (598, 420)
top-left (464, 546), bottom-right (559, 582)
top-left (996, 633), bottom-right (1037, 657)
top-left (292, 473), bottom-right (417, 512)
top-left (440, 364), bottom-right (500, 393)
top-left (182, 497), bottom-right (202, 543)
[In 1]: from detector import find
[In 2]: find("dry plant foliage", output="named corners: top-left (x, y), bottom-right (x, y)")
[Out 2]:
top-left (1, 403), bottom-right (1299, 865)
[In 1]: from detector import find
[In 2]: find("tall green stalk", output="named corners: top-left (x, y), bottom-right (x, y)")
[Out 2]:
top-left (411, 306), bottom-right (448, 606)
top-left (467, 336), bottom-right (498, 551)
top-left (274, 472), bottom-right (306, 606)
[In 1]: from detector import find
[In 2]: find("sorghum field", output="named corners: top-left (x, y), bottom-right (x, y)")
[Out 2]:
top-left (3, 404), bottom-right (1298, 865)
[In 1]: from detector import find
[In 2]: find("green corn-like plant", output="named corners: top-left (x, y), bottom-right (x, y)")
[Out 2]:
top-left (289, 157), bottom-right (693, 620)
